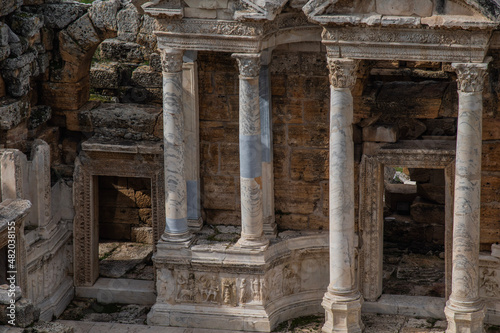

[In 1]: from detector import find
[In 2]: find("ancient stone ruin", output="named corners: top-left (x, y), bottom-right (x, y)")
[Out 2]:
top-left (0, 0), bottom-right (500, 332)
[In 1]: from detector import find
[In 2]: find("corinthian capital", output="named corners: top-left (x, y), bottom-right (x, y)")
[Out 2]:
top-left (160, 48), bottom-right (184, 73)
top-left (232, 53), bottom-right (261, 78)
top-left (452, 62), bottom-right (489, 93)
top-left (327, 58), bottom-right (358, 89)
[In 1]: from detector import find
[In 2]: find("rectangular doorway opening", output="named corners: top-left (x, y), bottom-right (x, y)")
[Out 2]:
top-left (98, 176), bottom-right (154, 281)
top-left (382, 167), bottom-right (445, 298)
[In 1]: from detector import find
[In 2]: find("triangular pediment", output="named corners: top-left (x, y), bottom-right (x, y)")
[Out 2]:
top-left (303, 0), bottom-right (500, 27)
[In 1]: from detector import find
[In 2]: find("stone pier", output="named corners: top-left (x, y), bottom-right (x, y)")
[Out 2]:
top-left (159, 48), bottom-right (192, 243)
top-left (232, 53), bottom-right (268, 248)
top-left (444, 61), bottom-right (490, 333)
top-left (321, 57), bottom-right (363, 333)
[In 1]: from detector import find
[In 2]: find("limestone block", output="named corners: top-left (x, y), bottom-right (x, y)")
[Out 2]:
top-left (483, 117), bottom-right (500, 140)
top-left (290, 148), bottom-right (328, 182)
top-left (31, 3), bottom-right (87, 29)
top-left (98, 38), bottom-right (144, 63)
top-left (362, 142), bottom-right (387, 156)
top-left (131, 65), bottom-right (162, 87)
top-left (149, 52), bottom-right (161, 72)
top-left (27, 105), bottom-right (51, 130)
top-left (275, 180), bottom-right (321, 215)
top-left (363, 124), bottom-right (399, 142)
top-left (0, 98), bottom-right (29, 132)
top-left (2, 63), bottom-right (33, 97)
top-left (0, 0), bottom-right (22, 16)
top-left (66, 14), bottom-right (101, 52)
top-left (89, 0), bottom-right (120, 33)
top-left (14, 298), bottom-right (39, 327)
top-left (184, 0), bottom-right (228, 9)
top-left (0, 286), bottom-right (21, 305)
top-left (202, 175), bottom-right (237, 210)
top-left (139, 208), bottom-right (152, 225)
top-left (9, 11), bottom-right (43, 38)
top-left (492, 244), bottom-right (500, 258)
top-left (8, 37), bottom-right (28, 58)
top-left (135, 190), bottom-right (151, 208)
top-left (117, 4), bottom-right (141, 42)
top-left (90, 62), bottom-right (120, 89)
top-left (410, 198), bottom-right (445, 225)
top-left (481, 174), bottom-right (500, 204)
top-left (40, 76), bottom-right (90, 111)
top-left (137, 15), bottom-right (157, 50)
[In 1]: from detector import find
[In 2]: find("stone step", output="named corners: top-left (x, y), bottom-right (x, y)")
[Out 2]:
top-left (75, 278), bottom-right (155, 305)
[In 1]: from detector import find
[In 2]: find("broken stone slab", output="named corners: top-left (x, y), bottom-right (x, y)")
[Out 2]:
top-left (99, 242), bottom-right (153, 278)
top-left (0, 285), bottom-right (21, 304)
top-left (0, 298), bottom-right (40, 327)
top-left (88, 0), bottom-right (120, 32)
top-left (8, 11), bottom-right (44, 38)
top-left (0, 97), bottom-right (29, 130)
top-left (90, 62), bottom-right (121, 89)
top-left (66, 14), bottom-right (101, 52)
top-left (363, 124), bottom-right (399, 142)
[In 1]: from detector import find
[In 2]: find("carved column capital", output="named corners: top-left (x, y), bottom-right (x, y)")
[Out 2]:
top-left (232, 53), bottom-right (261, 78)
top-left (452, 62), bottom-right (489, 93)
top-left (327, 58), bottom-right (359, 89)
top-left (160, 48), bottom-right (184, 73)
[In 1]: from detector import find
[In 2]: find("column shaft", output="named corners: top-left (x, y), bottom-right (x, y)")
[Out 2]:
top-left (445, 62), bottom-right (489, 333)
top-left (160, 48), bottom-right (191, 242)
top-left (322, 57), bottom-right (363, 333)
top-left (233, 53), bottom-right (268, 248)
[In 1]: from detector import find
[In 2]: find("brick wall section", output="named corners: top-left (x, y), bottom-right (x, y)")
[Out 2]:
top-left (98, 176), bottom-right (152, 242)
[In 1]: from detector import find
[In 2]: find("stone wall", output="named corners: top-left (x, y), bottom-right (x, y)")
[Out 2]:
top-left (196, 44), bottom-right (500, 249)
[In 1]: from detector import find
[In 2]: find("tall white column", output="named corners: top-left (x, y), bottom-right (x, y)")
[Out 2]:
top-left (445, 61), bottom-right (489, 333)
top-left (322, 57), bottom-right (363, 333)
top-left (160, 48), bottom-right (192, 243)
top-left (232, 53), bottom-right (268, 248)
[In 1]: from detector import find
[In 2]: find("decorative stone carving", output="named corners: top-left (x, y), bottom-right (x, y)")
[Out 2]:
top-left (480, 268), bottom-right (499, 298)
top-left (234, 0), bottom-right (288, 21)
top-left (176, 272), bottom-right (197, 302)
top-left (452, 62), bottom-right (489, 93)
top-left (200, 275), bottom-right (219, 303)
top-left (239, 278), bottom-right (248, 304)
top-left (232, 53), bottom-right (261, 78)
top-left (251, 277), bottom-right (261, 302)
top-left (221, 278), bottom-right (237, 307)
top-left (160, 48), bottom-right (183, 73)
top-left (326, 58), bottom-right (358, 89)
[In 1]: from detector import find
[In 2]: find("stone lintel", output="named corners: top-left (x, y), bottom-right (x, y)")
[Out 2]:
top-left (81, 137), bottom-right (163, 155)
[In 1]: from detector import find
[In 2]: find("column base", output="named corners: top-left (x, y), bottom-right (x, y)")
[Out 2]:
top-left (445, 300), bottom-right (485, 333)
top-left (160, 231), bottom-right (194, 245)
top-left (188, 217), bottom-right (203, 231)
top-left (235, 236), bottom-right (269, 250)
top-left (263, 216), bottom-right (277, 238)
top-left (321, 291), bottom-right (364, 333)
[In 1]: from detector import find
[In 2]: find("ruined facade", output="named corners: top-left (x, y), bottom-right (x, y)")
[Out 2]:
top-left (1, 0), bottom-right (500, 332)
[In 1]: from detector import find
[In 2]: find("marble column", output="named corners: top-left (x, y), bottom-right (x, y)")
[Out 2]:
top-left (259, 50), bottom-right (277, 237)
top-left (159, 48), bottom-right (192, 243)
top-left (322, 57), bottom-right (363, 333)
top-left (232, 53), bottom-right (268, 248)
top-left (445, 61), bottom-right (489, 333)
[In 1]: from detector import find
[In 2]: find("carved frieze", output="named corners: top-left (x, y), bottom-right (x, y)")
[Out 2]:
top-left (480, 268), bottom-right (499, 298)
top-left (452, 62), bottom-right (489, 93)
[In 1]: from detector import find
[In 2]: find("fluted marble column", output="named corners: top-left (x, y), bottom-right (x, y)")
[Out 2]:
top-left (232, 53), bottom-right (268, 248)
top-left (160, 48), bottom-right (192, 243)
top-left (322, 58), bottom-right (363, 333)
top-left (445, 61), bottom-right (489, 333)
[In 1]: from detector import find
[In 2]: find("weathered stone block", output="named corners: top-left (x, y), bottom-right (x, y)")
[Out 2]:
top-left (205, 209), bottom-right (240, 226)
top-left (275, 213), bottom-right (308, 230)
top-left (0, 97), bottom-right (29, 130)
top-left (482, 141), bottom-right (500, 172)
top-left (410, 198), bottom-right (445, 225)
top-left (131, 65), bottom-right (162, 87)
top-left (201, 143), bottom-right (219, 174)
top-left (135, 190), bottom-right (151, 208)
top-left (28, 105), bottom-right (51, 130)
top-left (0, 0), bottom-right (22, 16)
top-left (29, 3), bottom-right (87, 29)
top-left (0, 23), bottom-right (9, 47)
top-left (98, 38), bottom-right (144, 63)
top-left (272, 97), bottom-right (303, 124)
top-left (363, 124), bottom-right (399, 142)
top-left (41, 76), bottom-right (90, 111)
top-left (90, 62), bottom-right (120, 89)
top-left (9, 11), bottom-right (43, 38)
top-left (131, 226), bottom-right (153, 244)
top-left (88, 0), bottom-right (120, 32)
top-left (139, 208), bottom-right (152, 225)
top-left (117, 4), bottom-right (141, 42)
top-left (1, 49), bottom-right (37, 70)
top-left (0, 45), bottom-right (9, 62)
top-left (66, 14), bottom-right (101, 52)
